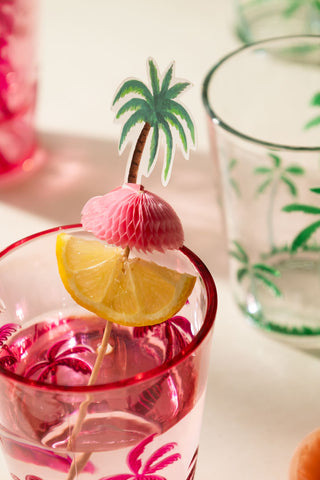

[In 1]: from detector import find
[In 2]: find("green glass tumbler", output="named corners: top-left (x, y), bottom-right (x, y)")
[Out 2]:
top-left (235, 0), bottom-right (320, 43)
top-left (203, 35), bottom-right (320, 348)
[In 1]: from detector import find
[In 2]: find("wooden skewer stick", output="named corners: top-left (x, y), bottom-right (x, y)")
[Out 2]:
top-left (66, 320), bottom-right (112, 480)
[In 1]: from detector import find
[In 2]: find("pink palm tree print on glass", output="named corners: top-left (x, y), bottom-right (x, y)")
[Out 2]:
top-left (0, 323), bottom-right (20, 346)
top-left (102, 433), bottom-right (181, 480)
top-left (133, 315), bottom-right (193, 363)
top-left (0, 323), bottom-right (20, 367)
top-left (24, 338), bottom-right (92, 383)
top-left (11, 475), bottom-right (43, 480)
top-left (186, 447), bottom-right (198, 480)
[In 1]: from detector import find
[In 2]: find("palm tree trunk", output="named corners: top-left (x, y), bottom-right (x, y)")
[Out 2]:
top-left (127, 122), bottom-right (151, 183)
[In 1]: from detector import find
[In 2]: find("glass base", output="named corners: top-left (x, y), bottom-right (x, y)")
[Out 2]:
top-left (237, 251), bottom-right (320, 349)
top-left (239, 314), bottom-right (320, 355)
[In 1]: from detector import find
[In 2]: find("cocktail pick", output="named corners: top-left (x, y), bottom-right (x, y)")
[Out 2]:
top-left (64, 58), bottom-right (195, 480)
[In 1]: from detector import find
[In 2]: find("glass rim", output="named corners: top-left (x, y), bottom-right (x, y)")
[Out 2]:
top-left (202, 34), bottom-right (320, 152)
top-left (0, 224), bottom-right (218, 393)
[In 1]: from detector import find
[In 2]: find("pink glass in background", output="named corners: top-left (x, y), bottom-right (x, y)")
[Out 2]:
top-left (0, 0), bottom-right (43, 186)
top-left (0, 225), bottom-right (217, 480)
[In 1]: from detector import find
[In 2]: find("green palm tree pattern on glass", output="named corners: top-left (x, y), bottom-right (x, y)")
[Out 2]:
top-left (239, 0), bottom-right (320, 16)
top-left (112, 58), bottom-right (195, 185)
top-left (228, 158), bottom-right (241, 197)
top-left (283, 187), bottom-right (320, 251)
top-left (283, 0), bottom-right (320, 16)
top-left (229, 240), bottom-right (282, 298)
top-left (237, 0), bottom-right (320, 42)
top-left (305, 92), bottom-right (320, 130)
top-left (254, 152), bottom-right (304, 251)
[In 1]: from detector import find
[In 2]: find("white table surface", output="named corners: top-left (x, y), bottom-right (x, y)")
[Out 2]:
top-left (1, 1), bottom-right (319, 479)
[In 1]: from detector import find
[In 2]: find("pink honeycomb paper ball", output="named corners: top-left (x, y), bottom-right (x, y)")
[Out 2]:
top-left (81, 183), bottom-right (184, 253)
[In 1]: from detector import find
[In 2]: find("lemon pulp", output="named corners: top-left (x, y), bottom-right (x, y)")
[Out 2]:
top-left (56, 233), bottom-right (196, 327)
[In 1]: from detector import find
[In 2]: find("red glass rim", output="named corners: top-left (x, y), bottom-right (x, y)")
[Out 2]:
top-left (0, 224), bottom-right (218, 393)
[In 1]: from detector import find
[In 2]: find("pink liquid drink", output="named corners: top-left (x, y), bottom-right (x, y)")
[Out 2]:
top-left (0, 226), bottom-right (217, 480)
top-left (0, 0), bottom-right (40, 183)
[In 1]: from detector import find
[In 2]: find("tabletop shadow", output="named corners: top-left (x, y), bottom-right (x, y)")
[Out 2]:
top-left (0, 129), bottom-right (228, 277)
top-left (0, 130), bottom-right (124, 225)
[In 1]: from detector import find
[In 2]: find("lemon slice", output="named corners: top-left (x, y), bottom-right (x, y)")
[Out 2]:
top-left (56, 233), bottom-right (196, 327)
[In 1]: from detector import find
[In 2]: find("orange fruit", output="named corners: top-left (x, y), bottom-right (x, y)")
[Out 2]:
top-left (56, 233), bottom-right (196, 327)
top-left (289, 428), bottom-right (320, 480)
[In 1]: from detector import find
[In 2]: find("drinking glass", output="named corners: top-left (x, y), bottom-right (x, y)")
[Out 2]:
top-left (202, 35), bottom-right (320, 347)
top-left (0, 0), bottom-right (43, 186)
top-left (0, 224), bottom-right (217, 480)
top-left (235, 0), bottom-right (320, 43)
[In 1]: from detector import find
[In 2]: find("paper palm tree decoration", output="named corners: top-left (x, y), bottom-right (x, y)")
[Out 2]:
top-left (230, 240), bottom-right (281, 298)
top-left (112, 58), bottom-right (195, 185)
top-left (255, 152), bottom-right (304, 250)
top-left (283, 187), bottom-right (320, 251)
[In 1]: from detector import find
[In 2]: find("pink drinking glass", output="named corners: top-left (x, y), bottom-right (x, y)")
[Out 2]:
top-left (0, 225), bottom-right (217, 480)
top-left (0, 0), bottom-right (43, 186)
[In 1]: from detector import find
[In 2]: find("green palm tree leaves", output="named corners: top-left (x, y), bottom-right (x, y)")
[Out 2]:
top-left (284, 0), bottom-right (320, 16)
top-left (229, 240), bottom-right (248, 263)
top-left (149, 59), bottom-right (160, 95)
top-left (229, 241), bottom-right (281, 297)
top-left (255, 153), bottom-right (304, 197)
top-left (112, 58), bottom-right (195, 185)
top-left (249, 0), bottom-right (320, 19)
top-left (283, 187), bottom-right (320, 251)
top-left (118, 109), bottom-right (150, 151)
top-left (283, 0), bottom-right (304, 16)
top-left (255, 152), bottom-right (304, 249)
top-left (228, 158), bottom-right (241, 196)
top-left (159, 116), bottom-right (173, 179)
top-left (114, 79), bottom-right (154, 106)
top-left (305, 92), bottom-right (320, 130)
